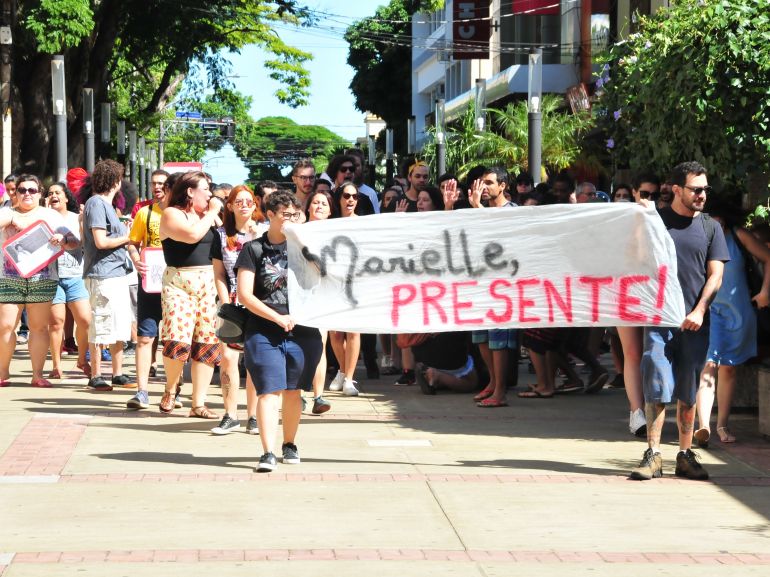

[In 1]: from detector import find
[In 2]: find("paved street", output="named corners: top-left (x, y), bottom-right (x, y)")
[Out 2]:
top-left (0, 347), bottom-right (768, 576)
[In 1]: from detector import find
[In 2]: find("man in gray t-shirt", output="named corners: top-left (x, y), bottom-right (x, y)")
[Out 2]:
top-left (81, 160), bottom-right (133, 391)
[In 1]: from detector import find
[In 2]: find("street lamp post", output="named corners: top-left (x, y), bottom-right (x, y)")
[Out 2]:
top-left (51, 55), bottom-right (67, 181)
top-left (367, 135), bottom-right (376, 189)
top-left (385, 128), bottom-right (394, 186)
top-left (100, 102), bottom-right (111, 159)
top-left (128, 129), bottom-right (136, 185)
top-left (474, 78), bottom-right (487, 132)
top-left (527, 48), bottom-right (543, 185)
top-left (138, 136), bottom-right (146, 199)
top-left (116, 120), bottom-right (126, 165)
top-left (82, 88), bottom-right (95, 172)
top-left (407, 116), bottom-right (416, 155)
top-left (435, 98), bottom-right (446, 177)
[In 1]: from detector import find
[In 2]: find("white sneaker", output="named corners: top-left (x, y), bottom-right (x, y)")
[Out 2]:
top-left (328, 370), bottom-right (345, 391)
top-left (629, 408), bottom-right (647, 437)
top-left (342, 378), bottom-right (359, 396)
top-left (380, 354), bottom-right (393, 370)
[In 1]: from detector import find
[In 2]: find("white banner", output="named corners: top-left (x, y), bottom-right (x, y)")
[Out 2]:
top-left (285, 204), bottom-right (686, 333)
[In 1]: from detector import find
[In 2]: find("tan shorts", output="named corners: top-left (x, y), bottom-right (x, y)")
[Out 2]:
top-left (160, 266), bottom-right (219, 348)
top-left (85, 276), bottom-right (132, 345)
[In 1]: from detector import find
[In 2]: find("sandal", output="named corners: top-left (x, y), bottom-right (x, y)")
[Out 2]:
top-left (693, 427), bottom-right (711, 448)
top-left (189, 405), bottom-right (219, 420)
top-left (717, 426), bottom-right (736, 443)
top-left (473, 385), bottom-right (495, 402)
top-left (0, 378), bottom-right (9, 387)
top-left (518, 389), bottom-right (554, 399)
top-left (476, 397), bottom-right (508, 408)
top-left (76, 361), bottom-right (92, 378)
top-left (31, 378), bottom-right (53, 388)
top-left (159, 391), bottom-right (175, 414)
top-left (48, 369), bottom-right (62, 380)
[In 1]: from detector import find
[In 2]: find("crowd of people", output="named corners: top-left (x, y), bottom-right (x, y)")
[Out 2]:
top-left (0, 152), bottom-right (766, 478)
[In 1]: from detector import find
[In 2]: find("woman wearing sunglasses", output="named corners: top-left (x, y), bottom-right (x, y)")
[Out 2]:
top-left (327, 182), bottom-right (363, 396)
top-left (209, 185), bottom-right (267, 435)
top-left (0, 174), bottom-right (78, 387)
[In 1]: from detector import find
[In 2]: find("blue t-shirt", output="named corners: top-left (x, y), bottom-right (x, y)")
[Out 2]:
top-left (659, 207), bottom-right (730, 313)
top-left (82, 195), bottom-right (128, 279)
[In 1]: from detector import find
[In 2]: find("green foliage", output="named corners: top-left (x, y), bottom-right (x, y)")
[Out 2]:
top-left (595, 0), bottom-right (770, 190)
top-left (23, 0), bottom-right (94, 53)
top-left (421, 96), bottom-right (591, 181)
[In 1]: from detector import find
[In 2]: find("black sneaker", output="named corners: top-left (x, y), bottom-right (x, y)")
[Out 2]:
top-left (312, 397), bottom-right (331, 415)
top-left (675, 449), bottom-right (709, 480)
top-left (584, 370), bottom-right (609, 394)
top-left (211, 414), bottom-right (241, 435)
top-left (111, 374), bottom-right (134, 387)
top-left (394, 369), bottom-right (415, 386)
top-left (246, 416), bottom-right (259, 435)
top-left (256, 452), bottom-right (277, 472)
top-left (282, 442), bottom-right (300, 464)
top-left (629, 448), bottom-right (663, 480)
top-left (123, 341), bottom-right (136, 355)
top-left (87, 376), bottom-right (113, 391)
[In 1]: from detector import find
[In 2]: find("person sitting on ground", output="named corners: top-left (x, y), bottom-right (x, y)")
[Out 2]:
top-left (412, 332), bottom-right (478, 395)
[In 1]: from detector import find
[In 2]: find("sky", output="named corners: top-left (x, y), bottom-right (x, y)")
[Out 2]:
top-left (202, 1), bottom-right (388, 184)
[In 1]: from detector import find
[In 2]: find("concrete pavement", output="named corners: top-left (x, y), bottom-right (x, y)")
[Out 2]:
top-left (0, 346), bottom-right (768, 576)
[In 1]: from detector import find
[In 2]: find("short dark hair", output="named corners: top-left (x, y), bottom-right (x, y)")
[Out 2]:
top-left (632, 172), bottom-right (661, 191)
top-left (265, 190), bottom-right (299, 214)
top-left (4, 173), bottom-right (17, 184)
top-left (483, 166), bottom-right (509, 188)
top-left (669, 161), bottom-right (707, 187)
top-left (91, 159), bottom-right (124, 195)
top-left (516, 172), bottom-right (534, 186)
top-left (151, 169), bottom-right (170, 179)
top-left (15, 174), bottom-right (41, 190)
top-left (292, 159), bottom-right (315, 176)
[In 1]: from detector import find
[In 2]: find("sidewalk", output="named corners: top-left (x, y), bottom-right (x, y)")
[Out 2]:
top-left (0, 347), bottom-right (768, 576)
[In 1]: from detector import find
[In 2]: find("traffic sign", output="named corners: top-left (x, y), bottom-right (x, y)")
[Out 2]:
top-left (175, 111), bottom-right (202, 119)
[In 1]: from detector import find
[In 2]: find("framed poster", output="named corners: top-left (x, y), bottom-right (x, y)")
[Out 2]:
top-left (141, 247), bottom-right (166, 293)
top-left (2, 220), bottom-right (64, 278)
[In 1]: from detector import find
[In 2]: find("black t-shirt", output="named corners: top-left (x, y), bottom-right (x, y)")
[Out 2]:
top-left (161, 227), bottom-right (216, 268)
top-left (658, 207), bottom-right (729, 312)
top-left (234, 232), bottom-right (289, 315)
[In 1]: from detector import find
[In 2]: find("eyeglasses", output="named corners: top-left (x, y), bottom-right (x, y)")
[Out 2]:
top-left (341, 192), bottom-right (359, 200)
top-left (17, 187), bottom-right (39, 195)
top-left (294, 174), bottom-right (314, 181)
top-left (340, 165), bottom-right (355, 173)
top-left (233, 199), bottom-right (254, 208)
top-left (683, 184), bottom-right (713, 195)
top-left (281, 211), bottom-right (301, 221)
top-left (637, 189), bottom-right (657, 199)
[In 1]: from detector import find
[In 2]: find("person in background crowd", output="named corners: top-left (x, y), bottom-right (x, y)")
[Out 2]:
top-left (81, 160), bottom-right (134, 391)
top-left (325, 155), bottom-right (376, 215)
top-left (630, 161), bottom-right (728, 482)
top-left (1, 174), bottom-right (16, 208)
top-left (551, 173), bottom-right (576, 204)
top-left (291, 159), bottom-right (316, 209)
top-left (576, 182), bottom-right (597, 203)
top-left (125, 169), bottom-right (169, 409)
top-left (657, 180), bottom-right (674, 209)
top-left (210, 185), bottom-right (265, 434)
top-left (515, 172), bottom-right (534, 201)
top-left (396, 161), bottom-right (430, 213)
top-left (612, 183), bottom-right (633, 202)
top-left (44, 182), bottom-right (91, 380)
top-left (380, 185), bottom-right (402, 213)
top-left (414, 333), bottom-right (479, 395)
top-left (345, 148), bottom-right (379, 213)
top-left (212, 183), bottom-right (233, 202)
top-left (158, 171), bottom-right (222, 418)
top-left (254, 181), bottom-right (278, 204)
top-left (235, 190), bottom-right (322, 472)
top-left (695, 199), bottom-right (770, 446)
top-left (0, 175), bottom-right (78, 388)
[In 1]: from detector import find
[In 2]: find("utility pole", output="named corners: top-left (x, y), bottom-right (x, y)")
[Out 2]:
top-left (0, 0), bottom-right (13, 179)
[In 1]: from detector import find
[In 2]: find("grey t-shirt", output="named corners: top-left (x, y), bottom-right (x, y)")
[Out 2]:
top-left (82, 195), bottom-right (128, 279)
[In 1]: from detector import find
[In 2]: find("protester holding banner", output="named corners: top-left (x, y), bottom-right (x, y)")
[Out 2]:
top-left (235, 190), bottom-right (322, 472)
top-left (158, 171), bottom-right (222, 418)
top-left (210, 185), bottom-right (264, 434)
top-left (44, 182), bottom-right (91, 381)
top-left (0, 174), bottom-right (78, 388)
top-left (304, 188), bottom-right (333, 414)
top-left (328, 182), bottom-right (363, 396)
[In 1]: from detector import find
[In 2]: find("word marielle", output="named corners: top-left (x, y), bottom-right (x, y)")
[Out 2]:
top-left (301, 230), bottom-right (519, 306)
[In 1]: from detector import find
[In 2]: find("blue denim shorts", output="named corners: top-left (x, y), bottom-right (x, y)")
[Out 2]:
top-left (243, 325), bottom-right (322, 395)
top-left (471, 328), bottom-right (518, 351)
top-left (641, 326), bottom-right (709, 406)
top-left (52, 276), bottom-right (90, 305)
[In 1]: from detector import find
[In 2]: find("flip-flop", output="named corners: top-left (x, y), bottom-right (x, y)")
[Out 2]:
top-left (554, 381), bottom-right (583, 394)
top-left (473, 386), bottom-right (495, 402)
top-left (716, 426), bottom-right (736, 443)
top-left (476, 397), bottom-right (508, 408)
top-left (0, 378), bottom-right (10, 387)
top-left (518, 389), bottom-right (554, 399)
top-left (31, 378), bottom-right (53, 388)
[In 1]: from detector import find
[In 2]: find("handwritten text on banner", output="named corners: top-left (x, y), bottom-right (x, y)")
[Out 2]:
top-left (284, 204), bottom-right (686, 333)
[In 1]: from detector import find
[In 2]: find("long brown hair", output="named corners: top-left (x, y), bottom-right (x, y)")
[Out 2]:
top-left (223, 184), bottom-right (263, 250)
top-left (167, 171), bottom-right (207, 209)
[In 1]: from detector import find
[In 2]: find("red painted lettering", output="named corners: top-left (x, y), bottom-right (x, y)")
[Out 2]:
top-left (652, 265), bottom-right (668, 325)
top-left (543, 278), bottom-right (573, 323)
top-left (420, 281), bottom-right (448, 325)
top-left (516, 278), bottom-right (541, 323)
top-left (579, 276), bottom-right (613, 322)
top-left (452, 281), bottom-right (483, 325)
top-left (486, 279), bottom-right (513, 322)
top-left (391, 284), bottom-right (417, 327)
top-left (618, 275), bottom-right (649, 322)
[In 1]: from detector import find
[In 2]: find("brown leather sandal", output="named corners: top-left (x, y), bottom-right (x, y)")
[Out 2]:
top-left (159, 391), bottom-right (175, 414)
top-left (189, 405), bottom-right (219, 419)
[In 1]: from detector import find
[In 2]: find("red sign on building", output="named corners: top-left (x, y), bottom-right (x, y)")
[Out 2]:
top-left (512, 0), bottom-right (560, 16)
top-left (453, 1), bottom-right (491, 60)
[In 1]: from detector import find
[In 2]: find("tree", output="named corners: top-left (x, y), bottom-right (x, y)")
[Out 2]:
top-left (595, 0), bottom-right (770, 193)
top-left (231, 116), bottom-right (349, 182)
top-left (11, 0), bottom-right (313, 175)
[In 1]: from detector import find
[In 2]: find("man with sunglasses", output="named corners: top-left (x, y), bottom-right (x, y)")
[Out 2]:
top-left (630, 161), bottom-right (729, 482)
